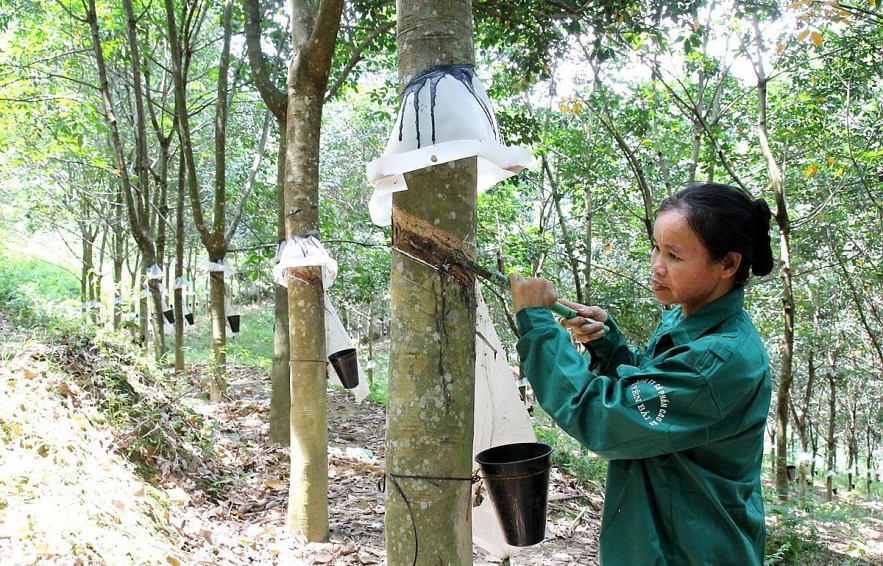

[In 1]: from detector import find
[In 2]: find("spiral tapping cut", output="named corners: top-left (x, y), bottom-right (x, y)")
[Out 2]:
top-left (440, 253), bottom-right (610, 329)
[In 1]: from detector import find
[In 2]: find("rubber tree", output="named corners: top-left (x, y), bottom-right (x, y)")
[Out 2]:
top-left (242, 0), bottom-right (291, 445)
top-left (165, 0), bottom-right (261, 400)
top-left (173, 156), bottom-right (187, 371)
top-left (824, 350), bottom-right (839, 501)
top-left (282, 0), bottom-right (343, 541)
top-left (384, 1), bottom-right (478, 563)
top-left (244, 0), bottom-right (396, 445)
top-left (748, 9), bottom-right (795, 503)
top-left (83, 0), bottom-right (168, 360)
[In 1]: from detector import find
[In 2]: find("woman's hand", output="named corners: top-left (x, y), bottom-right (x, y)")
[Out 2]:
top-left (558, 300), bottom-right (609, 344)
top-left (509, 273), bottom-right (608, 342)
top-left (508, 273), bottom-right (557, 312)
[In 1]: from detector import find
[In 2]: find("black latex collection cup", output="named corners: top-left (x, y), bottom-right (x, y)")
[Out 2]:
top-left (328, 348), bottom-right (359, 389)
top-left (475, 442), bottom-right (553, 547)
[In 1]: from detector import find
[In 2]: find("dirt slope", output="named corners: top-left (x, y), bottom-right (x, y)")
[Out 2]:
top-left (0, 313), bottom-right (600, 565)
top-left (2, 311), bottom-right (880, 565)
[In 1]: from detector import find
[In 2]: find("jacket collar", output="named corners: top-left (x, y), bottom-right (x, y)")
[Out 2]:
top-left (658, 288), bottom-right (746, 345)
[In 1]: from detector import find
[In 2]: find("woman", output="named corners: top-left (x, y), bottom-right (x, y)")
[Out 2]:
top-left (510, 182), bottom-right (774, 565)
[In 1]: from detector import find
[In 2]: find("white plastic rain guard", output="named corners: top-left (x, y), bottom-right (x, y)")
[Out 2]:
top-left (366, 64), bottom-right (533, 227)
top-left (272, 235), bottom-right (338, 289)
top-left (146, 264), bottom-right (164, 280)
top-left (204, 258), bottom-right (234, 276)
top-left (472, 287), bottom-right (538, 559)
top-left (273, 234), bottom-right (369, 403)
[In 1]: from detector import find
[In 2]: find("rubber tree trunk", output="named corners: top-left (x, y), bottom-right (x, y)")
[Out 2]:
top-left (174, 155), bottom-right (186, 372)
top-left (80, 228), bottom-right (99, 325)
top-left (270, 136), bottom-right (291, 445)
top-left (138, 291), bottom-right (148, 346)
top-left (751, 12), bottom-right (794, 503)
top-left (241, 0), bottom-right (290, 443)
top-left (149, 282), bottom-right (166, 362)
top-left (825, 362), bottom-right (836, 502)
top-left (111, 181), bottom-right (124, 331)
top-left (209, 270), bottom-right (227, 401)
top-left (385, 2), bottom-right (477, 563)
top-left (112, 236), bottom-right (123, 330)
top-left (283, 0), bottom-right (342, 540)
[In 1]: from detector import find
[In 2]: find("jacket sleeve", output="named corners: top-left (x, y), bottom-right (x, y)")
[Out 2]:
top-left (582, 314), bottom-right (640, 376)
top-left (515, 307), bottom-right (736, 461)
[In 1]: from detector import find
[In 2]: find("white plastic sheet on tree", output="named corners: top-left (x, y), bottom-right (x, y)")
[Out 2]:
top-left (472, 288), bottom-right (539, 559)
top-left (204, 258), bottom-right (234, 276)
top-left (146, 264), bottom-right (164, 280)
top-left (324, 298), bottom-right (370, 404)
top-left (272, 234), bottom-right (367, 403)
top-left (273, 234), bottom-right (338, 289)
top-left (173, 276), bottom-right (188, 290)
top-left (366, 64), bottom-right (533, 227)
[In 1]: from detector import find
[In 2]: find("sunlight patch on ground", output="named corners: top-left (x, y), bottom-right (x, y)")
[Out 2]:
top-left (0, 338), bottom-right (183, 565)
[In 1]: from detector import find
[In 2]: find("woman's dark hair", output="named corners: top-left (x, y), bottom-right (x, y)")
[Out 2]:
top-left (658, 182), bottom-right (774, 287)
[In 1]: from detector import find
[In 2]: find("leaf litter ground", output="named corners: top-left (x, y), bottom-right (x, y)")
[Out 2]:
top-left (0, 310), bottom-right (880, 565)
top-left (0, 311), bottom-right (601, 565)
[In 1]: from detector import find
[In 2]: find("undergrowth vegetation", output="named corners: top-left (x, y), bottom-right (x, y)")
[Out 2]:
top-left (764, 490), bottom-right (880, 565)
top-left (0, 250), bottom-right (219, 495)
top-left (181, 303), bottom-right (275, 370)
top-left (534, 412), bottom-right (608, 487)
top-left (0, 250), bottom-right (81, 333)
top-left (52, 330), bottom-right (218, 490)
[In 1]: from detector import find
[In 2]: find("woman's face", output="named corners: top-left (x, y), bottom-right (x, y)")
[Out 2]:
top-left (650, 209), bottom-right (737, 316)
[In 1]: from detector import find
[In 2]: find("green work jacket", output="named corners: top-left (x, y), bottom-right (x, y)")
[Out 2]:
top-left (516, 289), bottom-right (770, 566)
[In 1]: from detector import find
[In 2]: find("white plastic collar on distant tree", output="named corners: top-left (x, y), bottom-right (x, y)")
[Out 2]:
top-left (204, 258), bottom-right (233, 276)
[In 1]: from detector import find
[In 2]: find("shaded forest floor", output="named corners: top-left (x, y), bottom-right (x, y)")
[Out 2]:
top-left (0, 310), bottom-right (881, 565)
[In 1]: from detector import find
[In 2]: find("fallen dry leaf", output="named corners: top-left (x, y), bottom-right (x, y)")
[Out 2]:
top-left (264, 478), bottom-right (287, 491)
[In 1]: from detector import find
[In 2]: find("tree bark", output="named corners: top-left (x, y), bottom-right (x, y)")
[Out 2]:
top-left (174, 155), bottom-right (186, 372)
top-left (271, 138), bottom-right (291, 445)
top-left (112, 183), bottom-right (124, 331)
top-left (284, 0), bottom-right (343, 541)
top-left (78, 202), bottom-right (99, 324)
top-left (825, 354), bottom-right (837, 502)
top-left (751, 12), bottom-right (795, 503)
top-left (242, 0), bottom-right (291, 444)
top-left (385, 2), bottom-right (477, 563)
